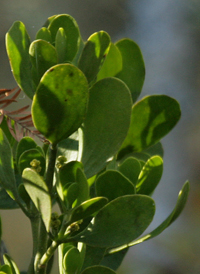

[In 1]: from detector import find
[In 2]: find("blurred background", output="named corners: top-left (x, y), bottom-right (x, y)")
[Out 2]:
top-left (0, 0), bottom-right (200, 273)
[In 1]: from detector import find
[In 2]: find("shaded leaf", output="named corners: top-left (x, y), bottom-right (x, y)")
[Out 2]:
top-left (48, 14), bottom-right (80, 61)
top-left (101, 248), bottom-right (128, 271)
top-left (95, 170), bottom-right (135, 201)
top-left (81, 266), bottom-right (116, 274)
top-left (137, 156), bottom-right (163, 195)
top-left (117, 157), bottom-right (141, 186)
top-left (32, 64), bottom-right (89, 145)
top-left (6, 21), bottom-right (34, 98)
top-left (55, 28), bottom-right (68, 63)
top-left (109, 181), bottom-right (190, 253)
top-left (116, 38), bottom-right (145, 103)
top-left (97, 43), bottom-right (122, 81)
top-left (78, 31), bottom-right (111, 84)
top-left (22, 168), bottom-right (51, 231)
top-left (72, 195), bottom-right (155, 248)
top-left (81, 246), bottom-right (106, 271)
top-left (18, 148), bottom-right (46, 176)
top-left (118, 95), bottom-right (181, 157)
top-left (63, 247), bottom-right (81, 274)
top-left (75, 168), bottom-right (89, 206)
top-left (0, 129), bottom-right (18, 199)
top-left (70, 197), bottom-right (108, 223)
top-left (16, 136), bottom-right (37, 164)
top-left (35, 27), bottom-right (52, 43)
top-left (29, 40), bottom-right (58, 86)
top-left (81, 77), bottom-right (132, 178)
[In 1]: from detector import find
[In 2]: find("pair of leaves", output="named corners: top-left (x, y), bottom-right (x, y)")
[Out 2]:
top-left (109, 181), bottom-right (190, 254)
top-left (71, 195), bottom-right (155, 248)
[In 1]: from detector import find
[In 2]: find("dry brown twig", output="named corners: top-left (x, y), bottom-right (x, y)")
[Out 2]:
top-left (0, 87), bottom-right (46, 142)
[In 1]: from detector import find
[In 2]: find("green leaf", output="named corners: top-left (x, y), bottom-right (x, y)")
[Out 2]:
top-left (64, 183), bottom-right (79, 209)
top-left (18, 148), bottom-right (46, 176)
top-left (0, 265), bottom-right (12, 274)
top-left (32, 63), bottom-right (89, 145)
top-left (55, 28), bottom-right (68, 63)
top-left (0, 116), bottom-right (16, 147)
top-left (81, 266), bottom-right (116, 274)
top-left (80, 77), bottom-right (132, 178)
top-left (57, 132), bottom-right (79, 163)
top-left (0, 188), bottom-right (19, 209)
top-left (97, 43), bottom-right (122, 81)
top-left (109, 181), bottom-right (190, 253)
top-left (29, 39), bottom-right (58, 86)
top-left (3, 254), bottom-right (20, 274)
top-left (35, 27), bottom-right (52, 43)
top-left (22, 168), bottom-right (51, 231)
top-left (78, 31), bottom-right (111, 84)
top-left (117, 157), bottom-right (141, 186)
top-left (118, 95), bottom-right (181, 157)
top-left (73, 195), bottom-right (155, 248)
top-left (136, 156), bottom-right (163, 195)
top-left (16, 137), bottom-right (38, 165)
top-left (101, 249), bottom-right (128, 271)
top-left (6, 21), bottom-right (34, 99)
top-left (63, 247), bottom-right (82, 274)
top-left (57, 161), bottom-right (83, 201)
top-left (75, 168), bottom-right (89, 206)
top-left (0, 129), bottom-right (18, 199)
top-left (81, 246), bottom-right (106, 271)
top-left (95, 170), bottom-right (135, 201)
top-left (48, 14), bottom-right (80, 61)
top-left (70, 197), bottom-right (108, 223)
top-left (115, 38), bottom-right (145, 103)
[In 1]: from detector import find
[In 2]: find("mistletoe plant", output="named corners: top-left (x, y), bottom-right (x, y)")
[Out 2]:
top-left (0, 14), bottom-right (189, 274)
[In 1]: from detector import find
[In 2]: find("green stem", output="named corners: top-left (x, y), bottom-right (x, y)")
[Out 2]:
top-left (37, 241), bottom-right (59, 273)
top-left (35, 219), bottom-right (49, 274)
top-left (45, 144), bottom-right (57, 194)
top-left (27, 215), bottom-right (40, 274)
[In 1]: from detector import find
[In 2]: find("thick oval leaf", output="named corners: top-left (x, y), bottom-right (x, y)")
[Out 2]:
top-left (73, 195), bottom-right (155, 248)
top-left (22, 168), bottom-right (51, 231)
top-left (100, 249), bottom-right (128, 271)
top-left (6, 21), bottom-right (34, 98)
top-left (117, 157), bottom-right (141, 186)
top-left (48, 14), bottom-right (80, 61)
top-left (16, 136), bottom-right (38, 165)
top-left (81, 265), bottom-right (116, 274)
top-left (55, 28), bottom-right (68, 63)
top-left (64, 183), bottom-right (79, 208)
top-left (32, 64), bottom-right (89, 145)
top-left (118, 95), bottom-right (181, 157)
top-left (70, 197), bottom-right (108, 223)
top-left (63, 247), bottom-right (81, 274)
top-left (81, 246), bottom-right (106, 271)
top-left (0, 129), bottom-right (17, 199)
top-left (80, 77), bottom-right (132, 178)
top-left (97, 43), bottom-right (122, 81)
top-left (29, 39), bottom-right (58, 86)
top-left (115, 38), bottom-right (145, 103)
top-left (75, 168), bottom-right (89, 206)
top-left (137, 156), bottom-right (163, 195)
top-left (95, 170), bottom-right (135, 201)
top-left (35, 27), bottom-right (52, 43)
top-left (0, 265), bottom-right (12, 274)
top-left (109, 181), bottom-right (190, 253)
top-left (18, 148), bottom-right (46, 176)
top-left (78, 31), bottom-right (111, 84)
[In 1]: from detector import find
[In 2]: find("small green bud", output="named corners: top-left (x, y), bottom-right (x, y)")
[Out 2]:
top-left (56, 155), bottom-right (67, 168)
top-left (30, 159), bottom-right (42, 173)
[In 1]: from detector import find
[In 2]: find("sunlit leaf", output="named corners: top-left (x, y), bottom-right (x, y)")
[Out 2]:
top-left (78, 31), bottom-right (111, 84)
top-left (6, 21), bottom-right (34, 98)
top-left (22, 168), bottom-right (51, 231)
top-left (118, 95), bottom-right (181, 157)
top-left (32, 64), bottom-right (89, 145)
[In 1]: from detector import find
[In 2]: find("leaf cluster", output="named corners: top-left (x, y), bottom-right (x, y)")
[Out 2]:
top-left (0, 14), bottom-right (190, 274)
